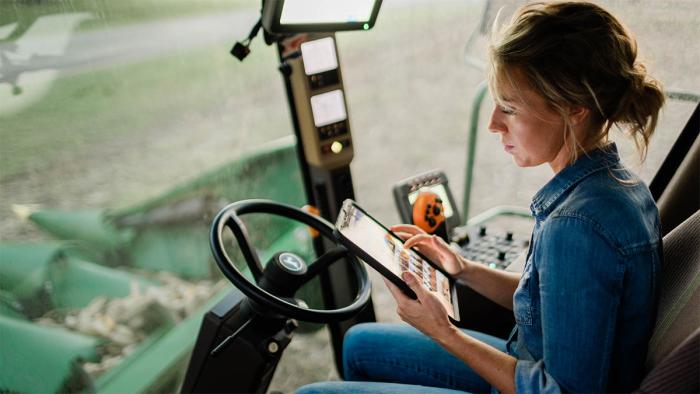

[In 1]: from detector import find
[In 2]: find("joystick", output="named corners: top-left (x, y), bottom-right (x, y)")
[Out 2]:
top-left (412, 191), bottom-right (449, 241)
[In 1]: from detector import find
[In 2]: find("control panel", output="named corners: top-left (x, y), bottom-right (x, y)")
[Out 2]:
top-left (286, 33), bottom-right (354, 169)
top-left (451, 225), bottom-right (528, 270)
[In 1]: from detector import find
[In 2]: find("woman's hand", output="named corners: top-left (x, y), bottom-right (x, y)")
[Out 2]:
top-left (390, 224), bottom-right (468, 277)
top-left (383, 271), bottom-right (456, 340)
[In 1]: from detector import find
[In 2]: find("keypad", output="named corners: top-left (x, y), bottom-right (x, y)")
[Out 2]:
top-left (452, 226), bottom-right (528, 270)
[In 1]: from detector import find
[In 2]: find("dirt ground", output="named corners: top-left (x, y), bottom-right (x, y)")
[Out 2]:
top-left (1, 0), bottom-right (698, 392)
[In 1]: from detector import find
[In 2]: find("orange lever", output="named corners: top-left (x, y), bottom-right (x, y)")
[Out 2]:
top-left (301, 205), bottom-right (321, 238)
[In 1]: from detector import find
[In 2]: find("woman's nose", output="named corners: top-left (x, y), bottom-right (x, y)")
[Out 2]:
top-left (488, 107), bottom-right (506, 134)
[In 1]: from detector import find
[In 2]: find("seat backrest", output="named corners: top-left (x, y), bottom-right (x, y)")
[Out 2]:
top-left (654, 103), bottom-right (700, 236)
top-left (636, 209), bottom-right (700, 393)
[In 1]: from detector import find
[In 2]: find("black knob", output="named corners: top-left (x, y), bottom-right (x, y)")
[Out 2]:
top-left (277, 252), bottom-right (307, 275)
top-left (479, 226), bottom-right (487, 236)
top-left (284, 319), bottom-right (298, 334)
top-left (497, 251), bottom-right (506, 260)
top-left (505, 232), bottom-right (513, 241)
top-left (455, 234), bottom-right (469, 246)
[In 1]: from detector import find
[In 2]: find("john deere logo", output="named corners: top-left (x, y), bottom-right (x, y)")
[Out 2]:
top-left (279, 253), bottom-right (304, 273)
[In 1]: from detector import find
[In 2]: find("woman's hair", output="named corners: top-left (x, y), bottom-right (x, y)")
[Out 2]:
top-left (488, 1), bottom-right (665, 163)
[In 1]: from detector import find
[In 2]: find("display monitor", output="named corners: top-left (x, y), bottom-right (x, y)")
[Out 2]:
top-left (310, 89), bottom-right (347, 127)
top-left (262, 0), bottom-right (383, 33)
top-left (300, 37), bottom-right (338, 75)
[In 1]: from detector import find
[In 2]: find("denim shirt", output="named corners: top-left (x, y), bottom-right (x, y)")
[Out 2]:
top-left (506, 144), bottom-right (661, 393)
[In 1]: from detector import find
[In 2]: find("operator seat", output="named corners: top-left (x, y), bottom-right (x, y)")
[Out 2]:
top-left (635, 209), bottom-right (700, 393)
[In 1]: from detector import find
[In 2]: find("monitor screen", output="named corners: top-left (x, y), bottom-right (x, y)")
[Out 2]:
top-left (300, 37), bottom-right (338, 75)
top-left (262, 0), bottom-right (382, 33)
top-left (281, 0), bottom-right (376, 25)
top-left (310, 89), bottom-right (347, 127)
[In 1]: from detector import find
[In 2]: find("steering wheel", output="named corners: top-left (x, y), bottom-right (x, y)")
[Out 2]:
top-left (210, 199), bottom-right (372, 323)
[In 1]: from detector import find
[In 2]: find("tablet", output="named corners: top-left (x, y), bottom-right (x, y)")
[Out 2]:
top-left (334, 199), bottom-right (460, 321)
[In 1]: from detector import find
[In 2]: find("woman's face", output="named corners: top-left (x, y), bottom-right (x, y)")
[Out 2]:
top-left (488, 70), bottom-right (571, 173)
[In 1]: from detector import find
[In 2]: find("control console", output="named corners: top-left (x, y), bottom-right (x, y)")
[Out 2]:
top-left (393, 169), bottom-right (528, 271)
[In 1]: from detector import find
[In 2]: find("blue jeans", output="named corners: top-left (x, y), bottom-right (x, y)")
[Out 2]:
top-left (295, 323), bottom-right (506, 394)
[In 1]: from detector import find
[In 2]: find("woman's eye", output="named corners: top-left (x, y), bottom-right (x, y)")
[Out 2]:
top-left (499, 106), bottom-right (516, 115)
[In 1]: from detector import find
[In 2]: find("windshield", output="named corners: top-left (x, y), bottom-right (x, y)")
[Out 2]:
top-left (1, 0), bottom-right (697, 392)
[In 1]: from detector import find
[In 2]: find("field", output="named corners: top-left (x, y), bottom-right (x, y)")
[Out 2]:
top-left (1, 0), bottom-right (698, 392)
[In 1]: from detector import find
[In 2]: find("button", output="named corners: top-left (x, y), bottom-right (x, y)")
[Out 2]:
top-left (330, 141), bottom-right (343, 154)
top-left (267, 340), bottom-right (279, 354)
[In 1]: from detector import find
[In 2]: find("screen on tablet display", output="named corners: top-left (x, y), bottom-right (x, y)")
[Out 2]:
top-left (337, 202), bottom-right (452, 308)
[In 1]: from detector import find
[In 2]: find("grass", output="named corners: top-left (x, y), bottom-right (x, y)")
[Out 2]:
top-left (0, 0), bottom-right (266, 180)
top-left (0, 37), bottom-right (279, 180)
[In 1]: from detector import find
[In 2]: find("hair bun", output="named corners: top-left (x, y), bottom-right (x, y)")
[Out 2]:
top-left (630, 62), bottom-right (649, 91)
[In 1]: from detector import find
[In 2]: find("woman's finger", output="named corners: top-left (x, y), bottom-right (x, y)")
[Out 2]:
top-left (401, 271), bottom-right (428, 303)
top-left (390, 224), bottom-right (426, 235)
top-left (393, 231), bottom-right (413, 241)
top-left (403, 233), bottom-right (435, 249)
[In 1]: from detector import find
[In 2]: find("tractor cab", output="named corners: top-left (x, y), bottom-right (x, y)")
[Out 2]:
top-left (1, 0), bottom-right (698, 393)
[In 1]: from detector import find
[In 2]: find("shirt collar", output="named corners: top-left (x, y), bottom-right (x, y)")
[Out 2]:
top-left (530, 143), bottom-right (621, 218)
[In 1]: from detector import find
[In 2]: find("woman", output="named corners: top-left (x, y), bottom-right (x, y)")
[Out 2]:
top-left (298, 1), bottom-right (664, 393)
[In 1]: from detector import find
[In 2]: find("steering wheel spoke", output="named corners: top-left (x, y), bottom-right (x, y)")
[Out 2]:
top-left (225, 214), bottom-right (264, 281)
top-left (298, 246), bottom-right (350, 286)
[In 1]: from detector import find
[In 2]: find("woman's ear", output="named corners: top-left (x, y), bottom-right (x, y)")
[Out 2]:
top-left (569, 106), bottom-right (590, 125)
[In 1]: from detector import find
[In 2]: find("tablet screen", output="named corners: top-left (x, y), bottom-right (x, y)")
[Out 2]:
top-left (337, 201), bottom-right (453, 310)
